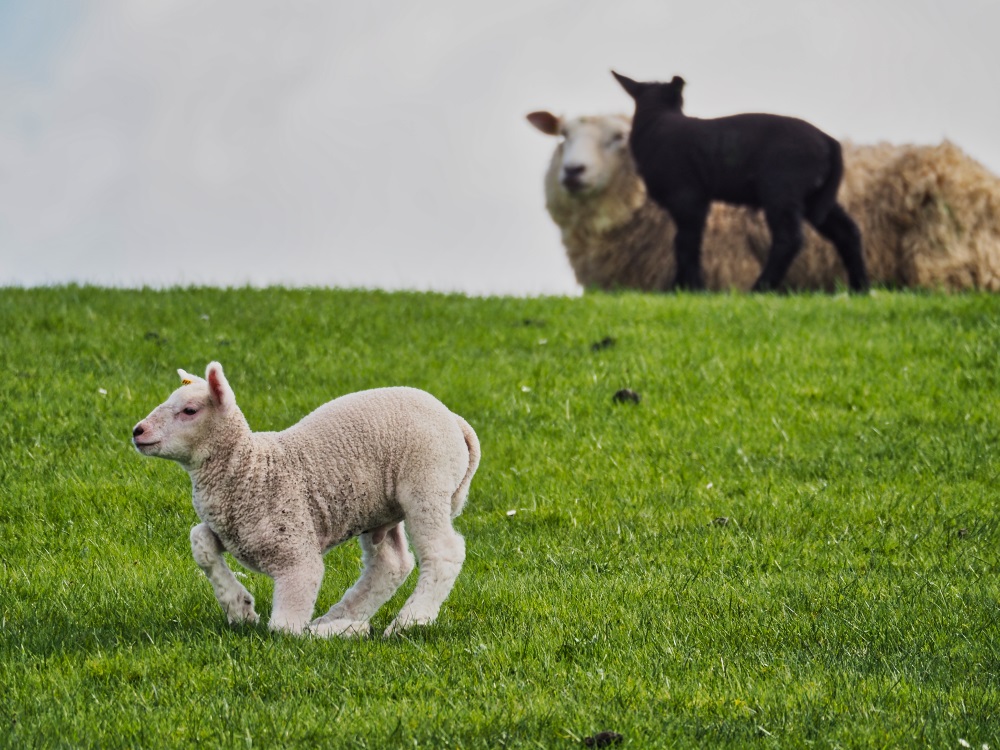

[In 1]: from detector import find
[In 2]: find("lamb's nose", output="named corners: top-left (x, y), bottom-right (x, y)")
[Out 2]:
top-left (133, 424), bottom-right (144, 438)
top-left (563, 164), bottom-right (586, 178)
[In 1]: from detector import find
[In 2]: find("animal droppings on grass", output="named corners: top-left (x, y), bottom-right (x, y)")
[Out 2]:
top-left (612, 389), bottom-right (640, 404)
top-left (583, 730), bottom-right (623, 747)
top-left (712, 516), bottom-right (730, 526)
top-left (591, 336), bottom-right (616, 351)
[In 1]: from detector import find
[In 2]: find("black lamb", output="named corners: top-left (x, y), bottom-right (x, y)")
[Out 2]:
top-left (612, 71), bottom-right (869, 292)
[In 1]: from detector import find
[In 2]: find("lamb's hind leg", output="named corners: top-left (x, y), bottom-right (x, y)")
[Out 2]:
top-left (753, 205), bottom-right (805, 292)
top-left (385, 504), bottom-right (465, 637)
top-left (310, 523), bottom-right (415, 638)
top-left (190, 523), bottom-right (259, 626)
top-left (811, 203), bottom-right (869, 292)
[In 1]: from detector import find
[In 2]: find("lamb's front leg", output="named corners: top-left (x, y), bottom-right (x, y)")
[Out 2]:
top-left (269, 556), bottom-right (325, 635)
top-left (190, 523), bottom-right (259, 625)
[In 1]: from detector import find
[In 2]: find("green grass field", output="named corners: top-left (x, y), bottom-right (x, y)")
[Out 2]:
top-left (1, 286), bottom-right (998, 748)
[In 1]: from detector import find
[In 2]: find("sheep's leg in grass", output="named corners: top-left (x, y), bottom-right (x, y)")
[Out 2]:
top-left (310, 523), bottom-right (415, 638)
top-left (385, 506), bottom-right (465, 637)
top-left (811, 203), bottom-right (869, 292)
top-left (666, 200), bottom-right (709, 291)
top-left (190, 523), bottom-right (259, 625)
top-left (268, 556), bottom-right (325, 635)
top-left (753, 205), bottom-right (805, 292)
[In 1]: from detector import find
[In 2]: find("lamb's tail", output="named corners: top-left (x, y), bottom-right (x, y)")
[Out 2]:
top-left (451, 415), bottom-right (481, 518)
top-left (808, 134), bottom-right (845, 225)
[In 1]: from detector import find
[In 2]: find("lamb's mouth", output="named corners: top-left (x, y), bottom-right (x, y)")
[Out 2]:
top-left (133, 440), bottom-right (160, 450)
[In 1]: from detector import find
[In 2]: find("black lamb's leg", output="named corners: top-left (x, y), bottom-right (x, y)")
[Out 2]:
top-left (754, 205), bottom-right (805, 292)
top-left (670, 204), bottom-right (709, 291)
top-left (812, 203), bottom-right (869, 292)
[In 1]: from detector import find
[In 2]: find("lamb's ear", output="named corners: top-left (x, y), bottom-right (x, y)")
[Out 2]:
top-left (205, 362), bottom-right (234, 410)
top-left (612, 70), bottom-right (645, 100)
top-left (660, 77), bottom-right (685, 110)
top-left (526, 111), bottom-right (561, 136)
top-left (177, 368), bottom-right (198, 385)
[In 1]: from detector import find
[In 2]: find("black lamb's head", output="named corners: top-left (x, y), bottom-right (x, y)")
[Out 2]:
top-left (612, 71), bottom-right (685, 112)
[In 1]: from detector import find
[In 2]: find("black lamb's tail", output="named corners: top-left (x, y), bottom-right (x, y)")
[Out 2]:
top-left (808, 135), bottom-right (845, 225)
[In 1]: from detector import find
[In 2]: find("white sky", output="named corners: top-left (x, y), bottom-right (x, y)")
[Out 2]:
top-left (1, 0), bottom-right (998, 295)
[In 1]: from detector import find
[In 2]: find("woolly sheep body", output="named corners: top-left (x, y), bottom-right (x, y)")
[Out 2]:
top-left (132, 363), bottom-right (480, 638)
top-left (533, 112), bottom-right (1000, 291)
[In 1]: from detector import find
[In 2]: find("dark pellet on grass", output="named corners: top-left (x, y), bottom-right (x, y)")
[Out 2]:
top-left (591, 336), bottom-right (616, 351)
top-left (612, 389), bottom-right (640, 404)
top-left (712, 516), bottom-right (730, 526)
top-left (583, 730), bottom-right (623, 747)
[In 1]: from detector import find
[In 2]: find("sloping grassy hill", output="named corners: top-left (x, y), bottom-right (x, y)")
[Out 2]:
top-left (1, 286), bottom-right (997, 748)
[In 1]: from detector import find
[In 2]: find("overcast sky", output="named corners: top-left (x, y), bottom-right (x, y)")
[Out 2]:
top-left (1, 0), bottom-right (997, 295)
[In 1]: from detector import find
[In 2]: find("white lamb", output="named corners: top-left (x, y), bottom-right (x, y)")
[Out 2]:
top-left (131, 362), bottom-right (480, 638)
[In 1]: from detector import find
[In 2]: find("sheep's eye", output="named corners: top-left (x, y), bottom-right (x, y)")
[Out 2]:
top-left (610, 132), bottom-right (625, 143)
top-left (182, 407), bottom-right (198, 416)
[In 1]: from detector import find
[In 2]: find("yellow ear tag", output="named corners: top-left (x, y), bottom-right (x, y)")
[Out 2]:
top-left (181, 378), bottom-right (193, 385)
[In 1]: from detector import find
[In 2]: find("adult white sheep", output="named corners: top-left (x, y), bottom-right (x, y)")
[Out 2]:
top-left (131, 363), bottom-right (480, 638)
top-left (529, 111), bottom-right (1000, 291)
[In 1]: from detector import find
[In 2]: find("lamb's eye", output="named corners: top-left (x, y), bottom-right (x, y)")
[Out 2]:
top-left (610, 132), bottom-right (625, 143)
top-left (182, 407), bottom-right (198, 416)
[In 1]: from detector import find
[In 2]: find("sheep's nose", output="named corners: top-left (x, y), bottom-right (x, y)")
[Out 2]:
top-left (133, 424), bottom-right (144, 438)
top-left (563, 164), bottom-right (586, 178)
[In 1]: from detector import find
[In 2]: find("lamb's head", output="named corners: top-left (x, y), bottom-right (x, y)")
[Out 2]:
top-left (527, 111), bottom-right (631, 196)
top-left (132, 362), bottom-right (246, 469)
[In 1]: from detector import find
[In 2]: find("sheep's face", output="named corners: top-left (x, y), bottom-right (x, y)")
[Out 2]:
top-left (132, 363), bottom-right (237, 468)
top-left (528, 111), bottom-right (631, 196)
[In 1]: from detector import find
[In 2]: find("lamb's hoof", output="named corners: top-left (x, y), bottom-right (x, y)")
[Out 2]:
top-left (224, 594), bottom-right (259, 625)
top-left (383, 615), bottom-right (432, 638)
top-left (308, 618), bottom-right (371, 638)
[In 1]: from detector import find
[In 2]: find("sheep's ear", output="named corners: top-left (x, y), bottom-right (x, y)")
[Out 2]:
top-left (177, 368), bottom-right (198, 385)
top-left (526, 111), bottom-right (561, 136)
top-left (670, 75), bottom-right (686, 92)
top-left (205, 362), bottom-right (234, 410)
top-left (612, 70), bottom-right (645, 100)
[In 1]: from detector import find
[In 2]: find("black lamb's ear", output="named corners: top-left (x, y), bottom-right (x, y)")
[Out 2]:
top-left (660, 77), bottom-right (685, 110)
top-left (612, 70), bottom-right (645, 100)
